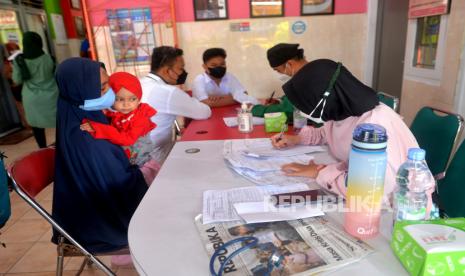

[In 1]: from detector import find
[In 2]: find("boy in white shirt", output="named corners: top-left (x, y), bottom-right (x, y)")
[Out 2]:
top-left (192, 48), bottom-right (259, 107)
top-left (141, 46), bottom-right (211, 163)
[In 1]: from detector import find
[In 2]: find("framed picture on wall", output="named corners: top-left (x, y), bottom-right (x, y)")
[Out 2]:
top-left (74, 16), bottom-right (85, 38)
top-left (106, 8), bottom-right (156, 64)
top-left (70, 0), bottom-right (81, 10)
top-left (250, 0), bottom-right (284, 18)
top-left (194, 0), bottom-right (228, 21)
top-left (301, 0), bottom-right (334, 16)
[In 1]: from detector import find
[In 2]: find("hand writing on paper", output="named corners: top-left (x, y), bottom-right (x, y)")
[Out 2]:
top-left (271, 134), bottom-right (300, 149)
top-left (258, 98), bottom-right (280, 105)
top-left (281, 161), bottom-right (326, 178)
top-left (80, 122), bottom-right (95, 133)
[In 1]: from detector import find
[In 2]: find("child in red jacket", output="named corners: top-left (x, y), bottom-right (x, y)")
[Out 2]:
top-left (80, 71), bottom-right (160, 184)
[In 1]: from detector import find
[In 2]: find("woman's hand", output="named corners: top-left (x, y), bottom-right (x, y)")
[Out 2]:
top-left (258, 98), bottom-right (280, 105)
top-left (281, 161), bottom-right (326, 178)
top-left (271, 134), bottom-right (300, 149)
top-left (80, 122), bottom-right (95, 133)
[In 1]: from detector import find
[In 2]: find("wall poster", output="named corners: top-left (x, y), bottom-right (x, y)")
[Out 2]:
top-left (106, 8), bottom-right (156, 64)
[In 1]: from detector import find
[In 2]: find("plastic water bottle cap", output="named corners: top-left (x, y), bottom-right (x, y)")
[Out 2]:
top-left (407, 148), bottom-right (426, 161)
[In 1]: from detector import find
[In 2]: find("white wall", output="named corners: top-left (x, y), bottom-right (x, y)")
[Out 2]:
top-left (93, 13), bottom-right (368, 100)
top-left (178, 14), bottom-right (367, 99)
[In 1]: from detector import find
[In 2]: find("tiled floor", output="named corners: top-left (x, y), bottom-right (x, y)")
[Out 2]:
top-left (1, 129), bottom-right (138, 276)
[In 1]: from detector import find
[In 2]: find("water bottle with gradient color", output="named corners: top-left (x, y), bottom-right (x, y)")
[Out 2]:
top-left (344, 123), bottom-right (388, 239)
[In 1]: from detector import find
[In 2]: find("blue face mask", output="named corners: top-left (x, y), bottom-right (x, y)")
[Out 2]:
top-left (79, 88), bottom-right (115, 111)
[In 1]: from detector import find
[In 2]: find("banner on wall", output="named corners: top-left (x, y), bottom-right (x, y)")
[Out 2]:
top-left (51, 14), bottom-right (68, 45)
top-left (106, 8), bottom-right (156, 64)
top-left (408, 0), bottom-right (450, 19)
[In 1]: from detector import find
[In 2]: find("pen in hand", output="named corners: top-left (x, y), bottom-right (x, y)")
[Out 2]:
top-left (267, 91), bottom-right (275, 104)
top-left (275, 123), bottom-right (286, 142)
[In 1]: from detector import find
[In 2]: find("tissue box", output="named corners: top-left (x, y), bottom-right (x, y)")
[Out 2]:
top-left (264, 112), bottom-right (288, 133)
top-left (391, 218), bottom-right (465, 276)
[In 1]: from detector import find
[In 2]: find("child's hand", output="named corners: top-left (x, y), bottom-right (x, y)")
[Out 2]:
top-left (80, 122), bottom-right (95, 133)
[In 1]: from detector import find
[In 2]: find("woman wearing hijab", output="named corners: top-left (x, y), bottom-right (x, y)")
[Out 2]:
top-left (12, 32), bottom-right (58, 148)
top-left (52, 58), bottom-right (148, 265)
top-left (267, 44), bottom-right (418, 199)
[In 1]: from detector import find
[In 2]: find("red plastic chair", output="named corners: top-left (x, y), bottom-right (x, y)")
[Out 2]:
top-left (7, 148), bottom-right (118, 276)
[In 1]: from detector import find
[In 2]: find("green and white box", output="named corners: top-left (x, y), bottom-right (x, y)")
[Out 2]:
top-left (264, 112), bottom-right (287, 133)
top-left (391, 218), bottom-right (465, 276)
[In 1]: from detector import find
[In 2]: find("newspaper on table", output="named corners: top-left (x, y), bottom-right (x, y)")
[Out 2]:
top-left (195, 215), bottom-right (374, 276)
top-left (223, 139), bottom-right (326, 186)
top-left (202, 183), bottom-right (319, 224)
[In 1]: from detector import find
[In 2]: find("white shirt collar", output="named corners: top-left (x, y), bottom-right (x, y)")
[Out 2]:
top-left (147, 72), bottom-right (164, 83)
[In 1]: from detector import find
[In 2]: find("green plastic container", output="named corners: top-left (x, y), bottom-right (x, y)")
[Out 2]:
top-left (264, 112), bottom-right (288, 133)
top-left (391, 218), bottom-right (465, 276)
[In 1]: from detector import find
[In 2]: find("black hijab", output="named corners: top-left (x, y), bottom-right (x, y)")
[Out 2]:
top-left (282, 59), bottom-right (379, 121)
top-left (14, 32), bottom-right (46, 80)
top-left (22, 32), bottom-right (45, 59)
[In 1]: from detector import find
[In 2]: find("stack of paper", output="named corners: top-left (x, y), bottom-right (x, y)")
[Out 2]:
top-left (223, 139), bottom-right (326, 186)
top-left (202, 183), bottom-right (320, 224)
top-left (233, 201), bottom-right (324, 224)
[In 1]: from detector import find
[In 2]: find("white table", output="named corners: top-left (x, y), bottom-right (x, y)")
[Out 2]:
top-left (128, 140), bottom-right (408, 275)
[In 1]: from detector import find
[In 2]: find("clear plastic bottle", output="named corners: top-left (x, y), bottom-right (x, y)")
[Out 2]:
top-left (238, 102), bottom-right (253, 133)
top-left (393, 148), bottom-right (436, 223)
top-left (292, 106), bottom-right (307, 134)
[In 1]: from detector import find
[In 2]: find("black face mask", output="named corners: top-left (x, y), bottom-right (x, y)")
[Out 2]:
top-left (208, 66), bottom-right (226, 79)
top-left (176, 70), bottom-right (188, 85)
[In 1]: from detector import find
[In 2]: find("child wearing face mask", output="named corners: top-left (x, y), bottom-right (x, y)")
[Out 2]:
top-left (192, 47), bottom-right (259, 107)
top-left (80, 71), bottom-right (160, 184)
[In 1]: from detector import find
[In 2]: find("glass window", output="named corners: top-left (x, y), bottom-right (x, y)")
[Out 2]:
top-left (413, 15), bottom-right (441, 69)
top-left (0, 9), bottom-right (22, 47)
top-left (20, 0), bottom-right (43, 9)
top-left (250, 0), bottom-right (284, 18)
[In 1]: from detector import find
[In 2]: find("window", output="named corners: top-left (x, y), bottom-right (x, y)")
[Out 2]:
top-left (20, 0), bottom-right (44, 9)
top-left (413, 15), bottom-right (440, 69)
top-left (250, 0), bottom-right (284, 18)
top-left (404, 15), bottom-right (448, 85)
top-left (0, 9), bottom-right (22, 46)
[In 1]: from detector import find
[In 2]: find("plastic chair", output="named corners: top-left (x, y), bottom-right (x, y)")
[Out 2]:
top-left (377, 92), bottom-right (399, 112)
top-left (410, 107), bottom-right (464, 179)
top-left (437, 140), bottom-right (465, 217)
top-left (7, 148), bottom-right (121, 276)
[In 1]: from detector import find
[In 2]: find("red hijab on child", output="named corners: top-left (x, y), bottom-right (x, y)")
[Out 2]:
top-left (105, 71), bottom-right (156, 133)
top-left (109, 71), bottom-right (143, 99)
